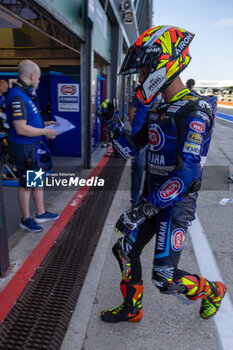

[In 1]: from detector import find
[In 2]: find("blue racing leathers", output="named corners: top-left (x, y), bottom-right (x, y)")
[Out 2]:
top-left (109, 89), bottom-right (216, 289)
top-left (113, 90), bottom-right (215, 209)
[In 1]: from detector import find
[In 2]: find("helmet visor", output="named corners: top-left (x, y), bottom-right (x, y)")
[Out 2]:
top-left (119, 44), bottom-right (162, 75)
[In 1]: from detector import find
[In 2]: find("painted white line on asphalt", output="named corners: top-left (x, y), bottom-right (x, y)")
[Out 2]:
top-left (216, 114), bottom-right (233, 124)
top-left (189, 216), bottom-right (233, 350)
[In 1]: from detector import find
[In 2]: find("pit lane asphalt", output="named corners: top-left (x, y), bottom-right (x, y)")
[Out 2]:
top-left (61, 115), bottom-right (233, 350)
top-left (217, 106), bottom-right (233, 129)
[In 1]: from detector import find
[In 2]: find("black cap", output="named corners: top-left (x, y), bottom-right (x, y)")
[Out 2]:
top-left (186, 79), bottom-right (195, 89)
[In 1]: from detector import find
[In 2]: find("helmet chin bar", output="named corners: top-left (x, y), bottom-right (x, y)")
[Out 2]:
top-left (137, 60), bottom-right (190, 104)
top-left (138, 67), bottom-right (167, 103)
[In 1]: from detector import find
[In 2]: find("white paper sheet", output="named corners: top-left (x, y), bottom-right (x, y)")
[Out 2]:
top-left (45, 115), bottom-right (76, 136)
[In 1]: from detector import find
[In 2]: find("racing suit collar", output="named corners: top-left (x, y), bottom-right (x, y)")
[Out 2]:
top-left (168, 88), bottom-right (190, 102)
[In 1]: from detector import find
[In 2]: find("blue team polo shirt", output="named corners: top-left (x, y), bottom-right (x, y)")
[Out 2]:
top-left (6, 83), bottom-right (43, 144)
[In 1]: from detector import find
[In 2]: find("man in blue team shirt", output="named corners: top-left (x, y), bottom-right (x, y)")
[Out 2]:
top-left (6, 60), bottom-right (58, 233)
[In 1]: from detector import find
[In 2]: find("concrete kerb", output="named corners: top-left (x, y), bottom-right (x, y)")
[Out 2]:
top-left (60, 159), bottom-right (131, 350)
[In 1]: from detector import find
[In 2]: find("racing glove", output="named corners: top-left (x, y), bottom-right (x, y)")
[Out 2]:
top-left (115, 199), bottom-right (159, 236)
top-left (97, 99), bottom-right (123, 139)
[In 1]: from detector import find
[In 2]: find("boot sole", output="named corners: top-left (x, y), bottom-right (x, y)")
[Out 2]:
top-left (19, 223), bottom-right (42, 233)
top-left (100, 310), bottom-right (143, 323)
top-left (35, 216), bottom-right (59, 223)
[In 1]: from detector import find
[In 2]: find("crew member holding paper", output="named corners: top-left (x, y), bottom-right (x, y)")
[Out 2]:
top-left (6, 60), bottom-right (59, 233)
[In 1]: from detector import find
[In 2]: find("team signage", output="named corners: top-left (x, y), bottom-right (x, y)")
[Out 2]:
top-left (57, 83), bottom-right (79, 112)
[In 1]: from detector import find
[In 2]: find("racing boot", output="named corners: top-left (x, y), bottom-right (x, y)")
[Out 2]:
top-left (177, 275), bottom-right (226, 319)
top-left (100, 281), bottom-right (143, 323)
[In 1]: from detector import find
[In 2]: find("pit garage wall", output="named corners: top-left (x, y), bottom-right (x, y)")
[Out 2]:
top-left (34, 0), bottom-right (85, 39)
top-left (37, 0), bottom-right (113, 162)
top-left (34, 0), bottom-right (133, 164)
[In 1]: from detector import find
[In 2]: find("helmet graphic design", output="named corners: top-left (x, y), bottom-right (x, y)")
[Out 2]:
top-left (119, 25), bottom-right (195, 104)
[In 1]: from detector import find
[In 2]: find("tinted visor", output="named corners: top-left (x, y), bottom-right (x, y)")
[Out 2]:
top-left (119, 44), bottom-right (162, 75)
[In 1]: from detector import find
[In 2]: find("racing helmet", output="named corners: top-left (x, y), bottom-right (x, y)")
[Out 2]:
top-left (119, 25), bottom-right (195, 104)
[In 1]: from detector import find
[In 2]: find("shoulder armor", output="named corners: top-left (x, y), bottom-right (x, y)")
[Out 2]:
top-left (172, 94), bottom-right (214, 126)
top-left (173, 94), bottom-right (216, 139)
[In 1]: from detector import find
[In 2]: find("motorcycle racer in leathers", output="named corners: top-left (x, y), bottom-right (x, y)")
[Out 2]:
top-left (98, 25), bottom-right (226, 323)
